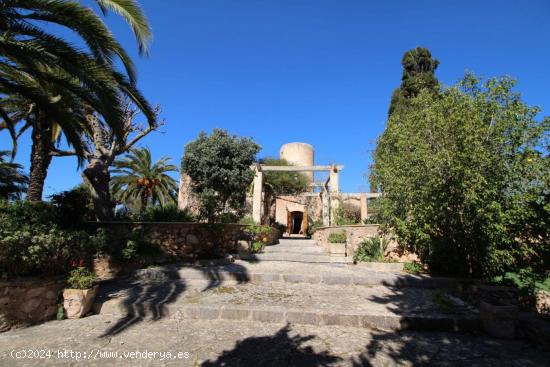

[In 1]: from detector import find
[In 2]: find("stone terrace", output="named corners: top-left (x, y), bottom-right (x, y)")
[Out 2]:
top-left (1, 238), bottom-right (549, 366)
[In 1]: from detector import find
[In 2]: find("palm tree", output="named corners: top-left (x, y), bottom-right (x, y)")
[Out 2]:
top-left (0, 0), bottom-right (155, 200)
top-left (0, 150), bottom-right (28, 200)
top-left (111, 148), bottom-right (178, 212)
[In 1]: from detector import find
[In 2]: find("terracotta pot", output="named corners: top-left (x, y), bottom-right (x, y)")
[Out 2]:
top-left (62, 285), bottom-right (98, 319)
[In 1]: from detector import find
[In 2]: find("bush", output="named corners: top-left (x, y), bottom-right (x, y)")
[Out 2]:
top-left (328, 232), bottom-right (346, 243)
top-left (249, 241), bottom-right (264, 254)
top-left (333, 202), bottom-right (361, 225)
top-left (243, 224), bottom-right (272, 253)
top-left (404, 262), bottom-right (424, 274)
top-left (372, 75), bottom-right (550, 279)
top-left (492, 267), bottom-right (550, 306)
top-left (139, 204), bottom-right (195, 222)
top-left (66, 266), bottom-right (96, 289)
top-left (0, 200), bottom-right (106, 278)
top-left (354, 236), bottom-right (389, 262)
top-left (115, 231), bottom-right (164, 265)
top-left (49, 185), bottom-right (95, 228)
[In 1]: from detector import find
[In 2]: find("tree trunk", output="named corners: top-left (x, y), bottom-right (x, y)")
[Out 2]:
top-left (26, 121), bottom-right (52, 201)
top-left (82, 158), bottom-right (114, 221)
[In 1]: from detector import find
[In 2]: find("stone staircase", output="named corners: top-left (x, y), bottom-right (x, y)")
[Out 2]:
top-left (236, 238), bottom-right (353, 264)
top-left (95, 238), bottom-right (480, 333)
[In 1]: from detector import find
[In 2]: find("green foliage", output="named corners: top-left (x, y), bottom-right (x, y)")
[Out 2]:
top-left (238, 215), bottom-right (256, 225)
top-left (261, 158), bottom-right (310, 197)
top-left (0, 201), bottom-right (106, 277)
top-left (249, 241), bottom-right (264, 254)
top-left (1, 0), bottom-right (155, 164)
top-left (182, 129), bottom-right (260, 222)
top-left (0, 151), bottom-right (28, 200)
top-left (139, 204), bottom-right (195, 222)
top-left (354, 236), bottom-right (389, 262)
top-left (49, 185), bottom-right (95, 227)
top-left (119, 234), bottom-right (163, 264)
top-left (111, 147), bottom-right (178, 212)
top-left (493, 267), bottom-right (550, 295)
top-left (404, 262), bottom-right (424, 274)
top-left (243, 224), bottom-right (272, 253)
top-left (372, 74), bottom-right (550, 279)
top-left (66, 266), bottom-right (96, 289)
top-left (328, 232), bottom-right (347, 243)
top-left (388, 47), bottom-right (440, 116)
top-left (333, 201), bottom-right (361, 225)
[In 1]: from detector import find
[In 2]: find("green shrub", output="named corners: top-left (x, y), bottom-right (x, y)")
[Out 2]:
top-left (333, 202), bottom-right (361, 225)
top-left (492, 267), bottom-right (550, 301)
top-left (238, 216), bottom-right (255, 225)
top-left (328, 232), bottom-right (346, 243)
top-left (404, 262), bottom-right (424, 274)
top-left (66, 266), bottom-right (96, 289)
top-left (372, 75), bottom-right (549, 279)
top-left (117, 232), bottom-right (164, 264)
top-left (140, 204), bottom-right (195, 222)
top-left (249, 241), bottom-right (264, 253)
top-left (243, 224), bottom-right (272, 253)
top-left (354, 236), bottom-right (389, 262)
top-left (0, 201), bottom-right (106, 278)
top-left (49, 185), bottom-right (95, 228)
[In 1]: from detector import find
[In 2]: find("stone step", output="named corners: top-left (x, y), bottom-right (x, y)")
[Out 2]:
top-left (96, 281), bottom-right (480, 333)
top-left (263, 245), bottom-right (324, 254)
top-left (236, 253), bottom-right (353, 264)
top-left (124, 264), bottom-right (461, 289)
top-left (176, 304), bottom-right (480, 332)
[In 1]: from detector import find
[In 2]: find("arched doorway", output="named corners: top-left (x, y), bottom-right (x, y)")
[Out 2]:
top-left (287, 210), bottom-right (308, 235)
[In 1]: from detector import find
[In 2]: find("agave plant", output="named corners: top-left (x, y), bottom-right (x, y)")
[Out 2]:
top-left (111, 148), bottom-right (178, 212)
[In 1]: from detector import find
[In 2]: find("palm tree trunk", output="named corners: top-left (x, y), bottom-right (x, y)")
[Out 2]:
top-left (82, 158), bottom-right (114, 221)
top-left (26, 120), bottom-right (52, 201)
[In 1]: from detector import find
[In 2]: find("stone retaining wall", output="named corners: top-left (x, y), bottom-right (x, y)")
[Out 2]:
top-left (313, 225), bottom-right (382, 256)
top-left (0, 278), bottom-right (65, 332)
top-left (91, 222), bottom-right (280, 260)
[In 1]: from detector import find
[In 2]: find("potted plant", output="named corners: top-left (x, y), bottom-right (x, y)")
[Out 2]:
top-left (327, 232), bottom-right (347, 256)
top-left (63, 262), bottom-right (98, 319)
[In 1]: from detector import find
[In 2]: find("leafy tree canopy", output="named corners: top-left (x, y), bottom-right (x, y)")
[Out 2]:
top-left (182, 129), bottom-right (260, 221)
top-left (372, 74), bottom-right (549, 279)
top-left (260, 158), bottom-right (309, 197)
top-left (388, 47), bottom-right (440, 116)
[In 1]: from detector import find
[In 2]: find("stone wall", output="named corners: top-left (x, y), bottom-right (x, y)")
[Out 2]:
top-left (313, 225), bottom-right (382, 256)
top-left (91, 222), bottom-right (280, 260)
top-left (0, 278), bottom-right (65, 332)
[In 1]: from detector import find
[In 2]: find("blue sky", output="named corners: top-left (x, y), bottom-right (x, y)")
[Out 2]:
top-left (2, 0), bottom-right (550, 196)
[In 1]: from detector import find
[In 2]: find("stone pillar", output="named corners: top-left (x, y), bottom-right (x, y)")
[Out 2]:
top-left (360, 193), bottom-right (368, 222)
top-left (329, 166), bottom-right (339, 193)
top-left (321, 190), bottom-right (330, 226)
top-left (178, 172), bottom-right (193, 211)
top-left (252, 168), bottom-right (263, 223)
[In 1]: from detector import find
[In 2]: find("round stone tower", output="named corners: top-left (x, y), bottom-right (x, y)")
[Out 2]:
top-left (279, 142), bottom-right (314, 186)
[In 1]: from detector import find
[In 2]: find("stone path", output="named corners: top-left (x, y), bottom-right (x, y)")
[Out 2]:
top-left (1, 238), bottom-right (549, 366)
top-left (1, 316), bottom-right (549, 366)
top-left (237, 238), bottom-right (353, 263)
